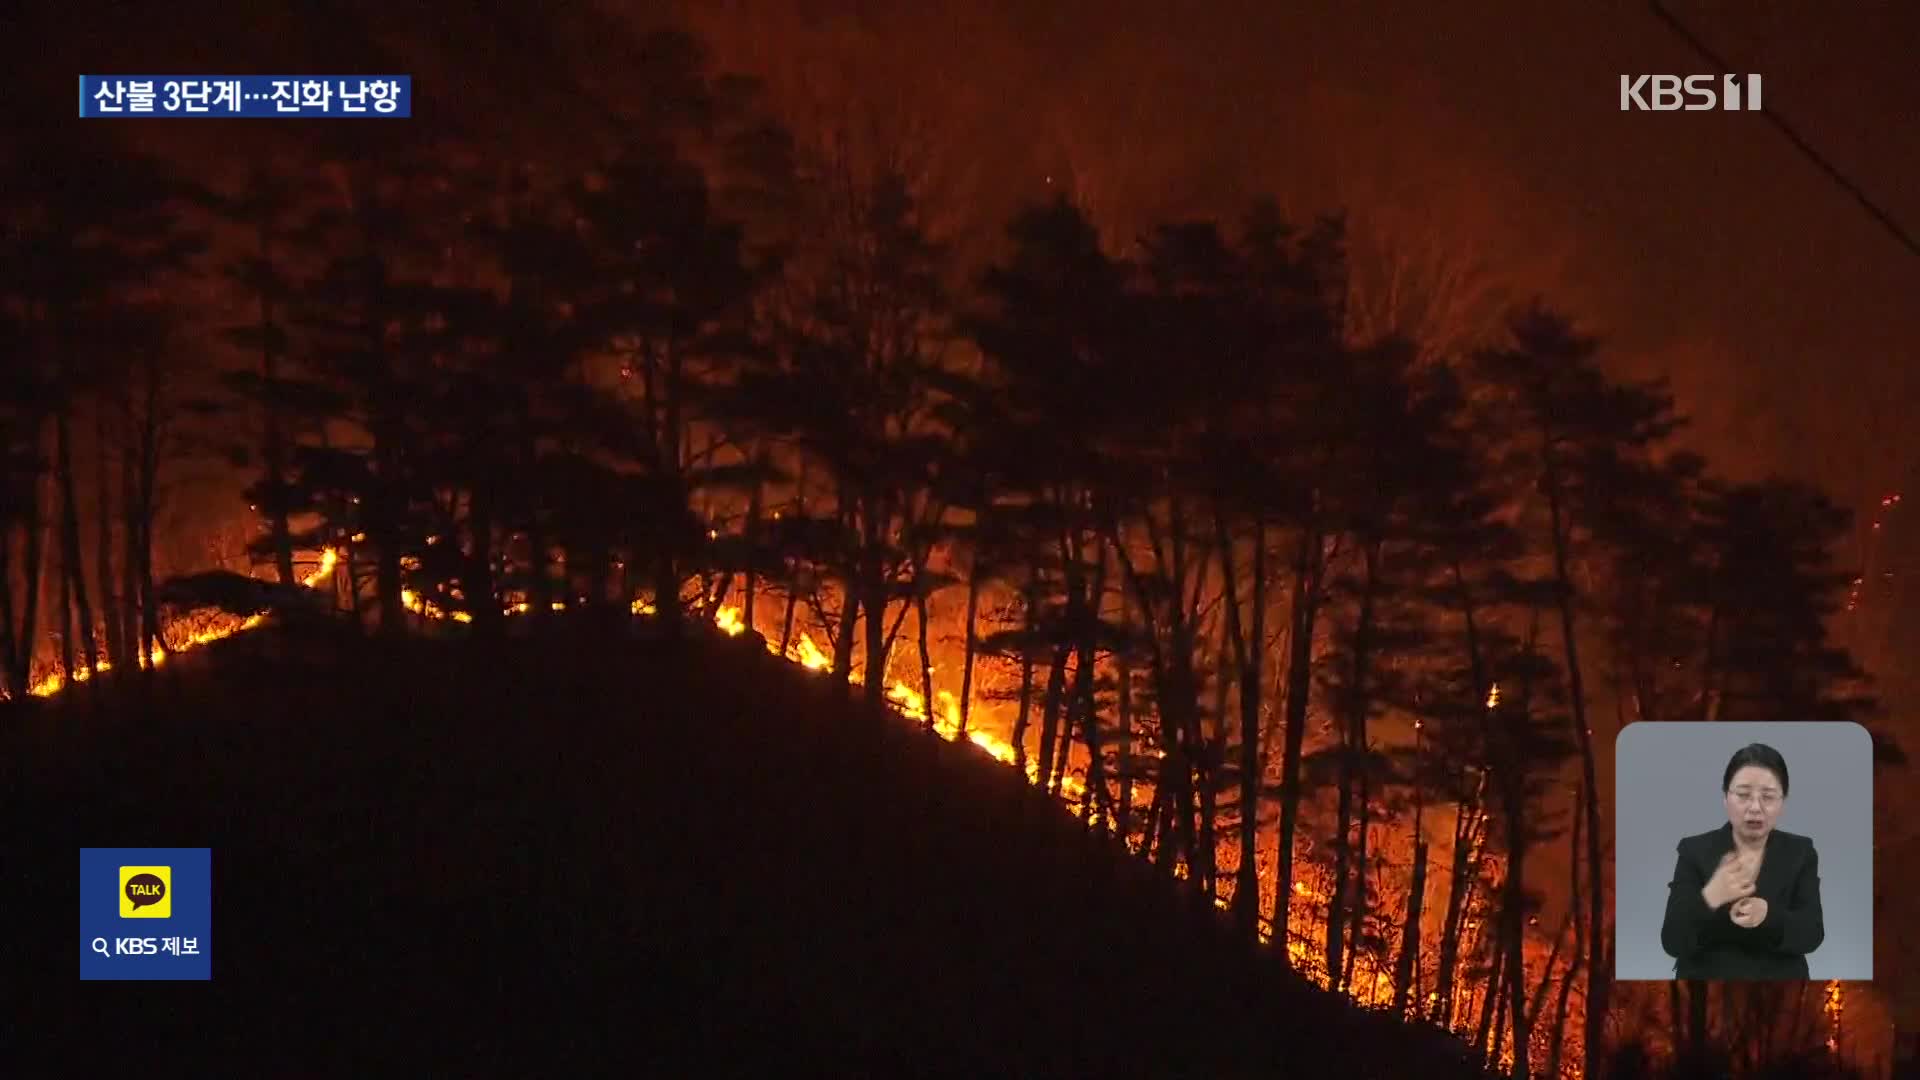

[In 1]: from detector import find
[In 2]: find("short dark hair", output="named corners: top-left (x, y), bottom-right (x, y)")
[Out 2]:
top-left (1722, 743), bottom-right (1790, 797)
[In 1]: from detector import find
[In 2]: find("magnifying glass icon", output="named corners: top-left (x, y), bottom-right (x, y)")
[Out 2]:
top-left (91, 937), bottom-right (110, 957)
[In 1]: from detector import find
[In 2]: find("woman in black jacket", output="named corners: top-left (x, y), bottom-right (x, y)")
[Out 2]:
top-left (1660, 743), bottom-right (1825, 980)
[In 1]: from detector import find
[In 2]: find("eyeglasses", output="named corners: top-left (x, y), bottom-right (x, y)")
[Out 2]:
top-left (1729, 789), bottom-right (1781, 809)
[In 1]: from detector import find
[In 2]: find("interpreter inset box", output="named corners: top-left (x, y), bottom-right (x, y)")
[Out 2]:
top-left (1613, 722), bottom-right (1871, 981)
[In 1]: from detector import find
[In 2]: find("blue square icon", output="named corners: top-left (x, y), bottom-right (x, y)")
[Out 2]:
top-left (80, 848), bottom-right (212, 980)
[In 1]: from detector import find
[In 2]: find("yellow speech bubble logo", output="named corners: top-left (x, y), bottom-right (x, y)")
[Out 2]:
top-left (119, 865), bottom-right (172, 918)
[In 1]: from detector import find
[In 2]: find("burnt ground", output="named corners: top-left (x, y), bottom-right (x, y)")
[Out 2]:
top-left (2, 617), bottom-right (1494, 1077)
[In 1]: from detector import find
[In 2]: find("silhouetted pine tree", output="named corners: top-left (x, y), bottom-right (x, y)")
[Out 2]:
top-left (572, 137), bottom-right (765, 636)
top-left (727, 161), bottom-right (949, 697)
top-left (0, 136), bottom-right (202, 682)
top-left (1694, 479), bottom-right (1879, 728)
top-left (966, 198), bottom-right (1143, 846)
top-left (1476, 303), bottom-right (1688, 1076)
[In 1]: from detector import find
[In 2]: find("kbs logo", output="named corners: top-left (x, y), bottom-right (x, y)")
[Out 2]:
top-left (1620, 74), bottom-right (1763, 111)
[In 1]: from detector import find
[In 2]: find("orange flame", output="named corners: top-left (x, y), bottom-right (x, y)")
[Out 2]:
top-left (15, 547), bottom-right (340, 699)
top-left (8, 552), bottom-right (1635, 1075)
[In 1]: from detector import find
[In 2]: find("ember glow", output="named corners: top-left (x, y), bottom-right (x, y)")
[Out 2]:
top-left (10, 543), bottom-right (1857, 1076)
top-left (1845, 491), bottom-right (1902, 613)
top-left (12, 547), bottom-right (341, 699)
top-left (6, 552), bottom-right (1517, 1024)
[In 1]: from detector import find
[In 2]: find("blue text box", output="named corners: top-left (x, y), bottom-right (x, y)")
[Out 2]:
top-left (80, 848), bottom-right (213, 980)
top-left (79, 76), bottom-right (411, 118)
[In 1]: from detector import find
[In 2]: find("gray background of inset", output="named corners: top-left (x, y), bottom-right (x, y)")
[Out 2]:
top-left (1613, 721), bottom-right (1873, 981)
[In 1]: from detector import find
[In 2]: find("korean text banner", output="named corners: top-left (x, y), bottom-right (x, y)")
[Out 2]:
top-left (79, 76), bottom-right (411, 117)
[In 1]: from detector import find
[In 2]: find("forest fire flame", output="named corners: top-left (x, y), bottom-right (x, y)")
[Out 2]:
top-left (2, 545), bottom-right (1549, 1068)
top-left (15, 547), bottom-right (342, 698)
top-left (16, 545), bottom-right (1866, 1077)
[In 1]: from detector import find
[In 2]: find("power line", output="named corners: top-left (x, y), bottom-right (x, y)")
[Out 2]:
top-left (1648, 0), bottom-right (1920, 261)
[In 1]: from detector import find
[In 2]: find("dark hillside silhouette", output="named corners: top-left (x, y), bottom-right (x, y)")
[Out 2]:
top-left (2, 623), bottom-right (1494, 1078)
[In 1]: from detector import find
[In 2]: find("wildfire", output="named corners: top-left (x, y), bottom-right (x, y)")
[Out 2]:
top-left (881, 678), bottom-right (1079, 793)
top-left (1847, 492), bottom-right (1901, 613)
top-left (790, 633), bottom-right (831, 671)
top-left (30, 542), bottom-right (1825, 1078)
top-left (12, 547), bottom-right (341, 700)
top-left (14, 547), bottom-right (1471, 1035)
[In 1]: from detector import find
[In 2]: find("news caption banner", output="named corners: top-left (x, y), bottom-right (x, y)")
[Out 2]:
top-left (78, 76), bottom-right (410, 118)
top-left (79, 848), bottom-right (212, 981)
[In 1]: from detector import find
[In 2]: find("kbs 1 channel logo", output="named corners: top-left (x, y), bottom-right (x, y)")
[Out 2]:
top-left (80, 848), bottom-right (213, 980)
top-left (1620, 73), bottom-right (1763, 111)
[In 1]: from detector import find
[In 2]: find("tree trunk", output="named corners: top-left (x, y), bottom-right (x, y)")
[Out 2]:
top-left (4, 417), bottom-right (47, 693)
top-left (778, 575), bottom-right (799, 658)
top-left (1051, 669), bottom-right (1075, 799)
top-left (1477, 941), bottom-right (1507, 1063)
top-left (1218, 509), bottom-right (1267, 939)
top-left (0, 522), bottom-right (16, 697)
top-left (1544, 466), bottom-right (1607, 1080)
top-left (854, 492), bottom-right (889, 706)
top-left (57, 407), bottom-right (99, 674)
top-left (467, 474), bottom-right (500, 634)
top-left (523, 445), bottom-right (552, 628)
top-left (1503, 862), bottom-right (1530, 1078)
top-left (121, 420), bottom-right (144, 665)
top-left (1434, 798), bottom-right (1482, 1027)
top-left (260, 217), bottom-right (296, 588)
top-left (1202, 635), bottom-right (1225, 903)
top-left (1490, 949), bottom-right (1511, 1072)
top-left (1327, 540), bottom-right (1379, 992)
top-left (375, 521), bottom-right (404, 635)
top-left (1273, 527), bottom-right (1321, 954)
top-left (25, 437), bottom-right (51, 686)
top-left (136, 368), bottom-right (164, 666)
top-left (861, 571), bottom-right (888, 708)
top-left (1529, 915), bottom-right (1570, 1025)
top-left (343, 543), bottom-right (365, 630)
top-left (958, 552), bottom-right (981, 738)
top-left (776, 460), bottom-right (808, 657)
top-left (1167, 671), bottom-right (1202, 890)
top-left (1074, 536), bottom-right (1108, 826)
top-left (1546, 783), bottom-right (1584, 1080)
top-left (1012, 573), bottom-right (1037, 775)
top-left (1394, 837), bottom-right (1428, 1014)
top-left (95, 402), bottom-right (124, 670)
top-left (58, 526), bottom-right (75, 682)
top-left (1347, 759), bottom-right (1371, 997)
top-left (743, 447), bottom-right (763, 634)
top-left (830, 574), bottom-right (859, 693)
top-left (915, 588), bottom-right (934, 733)
top-left (1037, 642), bottom-right (1069, 795)
top-left (653, 338), bottom-right (686, 639)
top-left (137, 374), bottom-right (163, 664)
top-left (1436, 559), bottom-right (1492, 1026)
top-left (1116, 646), bottom-right (1133, 846)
